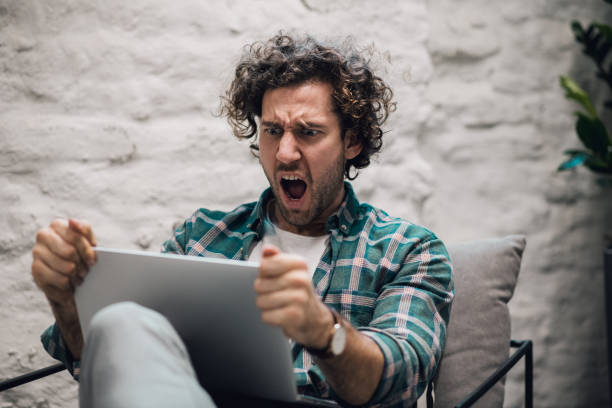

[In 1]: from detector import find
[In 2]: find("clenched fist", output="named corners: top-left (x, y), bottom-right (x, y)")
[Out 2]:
top-left (31, 218), bottom-right (97, 359)
top-left (32, 218), bottom-right (97, 305)
top-left (254, 245), bottom-right (333, 349)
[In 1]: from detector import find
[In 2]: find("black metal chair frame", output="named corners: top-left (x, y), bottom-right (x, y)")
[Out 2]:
top-left (443, 339), bottom-right (533, 408)
top-left (0, 340), bottom-right (533, 408)
top-left (0, 363), bottom-right (65, 392)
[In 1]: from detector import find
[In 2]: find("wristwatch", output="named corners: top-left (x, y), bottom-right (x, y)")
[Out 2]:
top-left (306, 309), bottom-right (347, 359)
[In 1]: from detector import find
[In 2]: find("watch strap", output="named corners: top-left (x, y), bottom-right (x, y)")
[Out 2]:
top-left (305, 308), bottom-right (342, 359)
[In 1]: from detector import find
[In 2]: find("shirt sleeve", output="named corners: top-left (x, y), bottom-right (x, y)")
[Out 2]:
top-left (160, 218), bottom-right (189, 254)
top-left (357, 234), bottom-right (454, 406)
top-left (41, 323), bottom-right (81, 380)
top-left (39, 214), bottom-right (192, 381)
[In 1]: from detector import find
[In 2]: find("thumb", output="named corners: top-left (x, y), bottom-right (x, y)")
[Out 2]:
top-left (68, 218), bottom-right (98, 246)
top-left (262, 244), bottom-right (281, 258)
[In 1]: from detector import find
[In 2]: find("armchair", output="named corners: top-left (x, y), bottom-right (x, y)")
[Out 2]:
top-left (1, 236), bottom-right (532, 407)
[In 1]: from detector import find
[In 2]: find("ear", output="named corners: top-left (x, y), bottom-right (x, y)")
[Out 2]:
top-left (343, 130), bottom-right (362, 160)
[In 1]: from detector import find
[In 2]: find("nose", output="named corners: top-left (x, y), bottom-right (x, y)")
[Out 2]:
top-left (276, 131), bottom-right (301, 164)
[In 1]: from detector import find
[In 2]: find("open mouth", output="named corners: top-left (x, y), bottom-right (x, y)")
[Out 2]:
top-left (280, 175), bottom-right (307, 200)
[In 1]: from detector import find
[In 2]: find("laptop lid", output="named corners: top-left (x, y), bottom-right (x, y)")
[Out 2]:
top-left (75, 247), bottom-right (298, 402)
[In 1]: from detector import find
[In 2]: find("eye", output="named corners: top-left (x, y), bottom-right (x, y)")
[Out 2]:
top-left (301, 128), bottom-right (319, 137)
top-left (264, 127), bottom-right (282, 137)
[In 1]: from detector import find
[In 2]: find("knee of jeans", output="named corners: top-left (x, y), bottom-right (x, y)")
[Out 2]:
top-left (89, 301), bottom-right (163, 335)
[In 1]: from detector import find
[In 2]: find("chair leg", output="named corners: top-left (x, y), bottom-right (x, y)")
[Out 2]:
top-left (525, 341), bottom-right (533, 408)
top-left (0, 363), bottom-right (66, 392)
top-left (426, 380), bottom-right (434, 408)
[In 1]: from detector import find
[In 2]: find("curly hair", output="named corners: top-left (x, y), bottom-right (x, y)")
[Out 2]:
top-left (220, 33), bottom-right (396, 179)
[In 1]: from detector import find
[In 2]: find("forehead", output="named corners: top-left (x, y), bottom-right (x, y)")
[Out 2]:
top-left (260, 81), bottom-right (336, 125)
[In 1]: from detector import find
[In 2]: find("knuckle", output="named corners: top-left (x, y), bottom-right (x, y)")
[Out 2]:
top-left (289, 273), bottom-right (309, 287)
top-left (82, 221), bottom-right (92, 233)
top-left (64, 262), bottom-right (76, 275)
top-left (50, 219), bottom-right (65, 229)
top-left (259, 259), bottom-right (270, 271)
top-left (292, 291), bottom-right (308, 305)
top-left (32, 244), bottom-right (41, 259)
top-left (260, 311), bottom-right (272, 324)
top-left (64, 246), bottom-right (77, 260)
top-left (255, 297), bottom-right (264, 309)
top-left (31, 260), bottom-right (41, 279)
top-left (35, 229), bottom-right (49, 243)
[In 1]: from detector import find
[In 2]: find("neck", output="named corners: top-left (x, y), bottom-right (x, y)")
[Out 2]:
top-left (269, 198), bottom-right (338, 237)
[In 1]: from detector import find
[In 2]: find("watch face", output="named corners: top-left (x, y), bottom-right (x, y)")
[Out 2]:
top-left (331, 324), bottom-right (347, 355)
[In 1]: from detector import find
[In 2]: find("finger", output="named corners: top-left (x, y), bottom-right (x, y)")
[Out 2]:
top-left (33, 243), bottom-right (82, 278)
top-left (50, 220), bottom-right (96, 266)
top-left (72, 234), bottom-right (97, 267)
top-left (32, 257), bottom-right (74, 294)
top-left (69, 218), bottom-right (97, 246)
top-left (69, 219), bottom-right (98, 266)
top-left (260, 306), bottom-right (303, 328)
top-left (37, 226), bottom-right (81, 264)
top-left (71, 273), bottom-right (84, 287)
top-left (259, 253), bottom-right (308, 279)
top-left (32, 257), bottom-right (83, 294)
top-left (262, 244), bottom-right (281, 258)
top-left (256, 289), bottom-right (308, 310)
top-left (254, 270), bottom-right (312, 294)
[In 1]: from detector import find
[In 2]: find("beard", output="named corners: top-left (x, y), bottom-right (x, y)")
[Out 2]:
top-left (264, 153), bottom-right (346, 231)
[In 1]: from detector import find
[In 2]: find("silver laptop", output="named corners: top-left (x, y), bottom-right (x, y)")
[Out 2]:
top-left (75, 247), bottom-right (338, 406)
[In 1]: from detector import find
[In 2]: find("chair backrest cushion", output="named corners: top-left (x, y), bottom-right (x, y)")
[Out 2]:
top-left (433, 235), bottom-right (526, 408)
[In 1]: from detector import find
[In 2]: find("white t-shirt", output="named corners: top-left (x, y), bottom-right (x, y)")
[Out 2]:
top-left (248, 203), bottom-right (329, 279)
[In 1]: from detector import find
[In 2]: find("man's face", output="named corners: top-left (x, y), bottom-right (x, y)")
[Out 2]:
top-left (258, 81), bottom-right (362, 236)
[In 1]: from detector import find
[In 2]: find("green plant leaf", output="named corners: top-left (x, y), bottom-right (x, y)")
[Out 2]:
top-left (560, 76), bottom-right (598, 118)
top-left (588, 25), bottom-right (612, 65)
top-left (595, 40), bottom-right (612, 65)
top-left (593, 23), bottom-right (612, 43)
top-left (563, 148), bottom-right (592, 155)
top-left (575, 112), bottom-right (610, 157)
top-left (585, 155), bottom-right (612, 173)
top-left (571, 21), bottom-right (586, 42)
top-left (558, 152), bottom-right (588, 171)
top-left (558, 149), bottom-right (612, 173)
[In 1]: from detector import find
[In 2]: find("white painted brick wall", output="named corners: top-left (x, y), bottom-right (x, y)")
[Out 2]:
top-left (1, 1), bottom-right (610, 407)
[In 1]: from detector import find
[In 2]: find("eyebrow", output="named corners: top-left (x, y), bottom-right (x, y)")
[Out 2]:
top-left (261, 120), bottom-right (328, 130)
top-left (300, 121), bottom-right (328, 130)
top-left (261, 121), bottom-right (281, 128)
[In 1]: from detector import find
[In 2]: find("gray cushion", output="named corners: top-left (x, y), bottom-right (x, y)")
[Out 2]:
top-left (433, 235), bottom-right (526, 408)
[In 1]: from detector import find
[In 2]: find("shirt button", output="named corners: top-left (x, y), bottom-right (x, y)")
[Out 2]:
top-left (340, 225), bottom-right (348, 232)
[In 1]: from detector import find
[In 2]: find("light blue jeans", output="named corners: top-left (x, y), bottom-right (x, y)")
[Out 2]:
top-left (79, 302), bottom-right (217, 408)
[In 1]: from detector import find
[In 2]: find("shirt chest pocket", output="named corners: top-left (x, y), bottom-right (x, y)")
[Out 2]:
top-left (323, 289), bottom-right (378, 327)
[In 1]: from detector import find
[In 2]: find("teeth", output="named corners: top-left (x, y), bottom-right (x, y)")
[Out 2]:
top-left (281, 175), bottom-right (301, 181)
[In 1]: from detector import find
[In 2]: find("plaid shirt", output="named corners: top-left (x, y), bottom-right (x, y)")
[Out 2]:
top-left (41, 182), bottom-right (453, 407)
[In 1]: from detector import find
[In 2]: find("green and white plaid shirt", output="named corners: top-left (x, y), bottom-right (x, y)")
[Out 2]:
top-left (42, 182), bottom-right (453, 407)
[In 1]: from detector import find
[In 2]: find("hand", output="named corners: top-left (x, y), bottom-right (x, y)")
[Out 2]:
top-left (32, 218), bottom-right (98, 307)
top-left (254, 245), bottom-right (333, 348)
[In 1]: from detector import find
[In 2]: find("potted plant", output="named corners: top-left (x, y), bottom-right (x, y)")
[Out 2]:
top-left (558, 0), bottom-right (612, 403)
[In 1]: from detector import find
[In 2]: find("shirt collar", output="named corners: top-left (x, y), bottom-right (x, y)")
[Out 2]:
top-left (245, 188), bottom-right (273, 237)
top-left (246, 181), bottom-right (360, 237)
top-left (324, 181), bottom-right (359, 236)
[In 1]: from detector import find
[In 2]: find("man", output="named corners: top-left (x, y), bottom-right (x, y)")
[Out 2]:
top-left (31, 34), bottom-right (453, 407)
